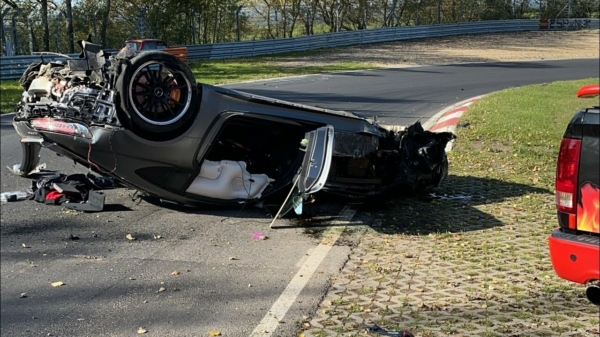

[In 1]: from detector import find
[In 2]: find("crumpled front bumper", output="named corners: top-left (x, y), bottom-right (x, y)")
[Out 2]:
top-left (11, 118), bottom-right (94, 177)
top-left (11, 120), bottom-right (44, 176)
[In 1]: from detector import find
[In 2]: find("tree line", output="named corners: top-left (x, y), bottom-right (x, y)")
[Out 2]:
top-left (1, 0), bottom-right (598, 55)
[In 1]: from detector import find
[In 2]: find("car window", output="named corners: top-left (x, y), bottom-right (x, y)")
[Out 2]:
top-left (156, 42), bottom-right (167, 50)
top-left (142, 41), bottom-right (157, 50)
top-left (125, 42), bottom-right (139, 51)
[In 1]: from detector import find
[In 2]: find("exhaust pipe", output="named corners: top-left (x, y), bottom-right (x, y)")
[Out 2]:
top-left (586, 283), bottom-right (600, 306)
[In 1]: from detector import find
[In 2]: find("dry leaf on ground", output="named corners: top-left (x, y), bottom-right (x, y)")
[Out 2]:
top-left (137, 327), bottom-right (148, 334)
top-left (126, 234), bottom-right (136, 241)
top-left (171, 270), bottom-right (181, 275)
top-left (157, 287), bottom-right (166, 293)
top-left (209, 331), bottom-right (222, 336)
top-left (51, 281), bottom-right (65, 287)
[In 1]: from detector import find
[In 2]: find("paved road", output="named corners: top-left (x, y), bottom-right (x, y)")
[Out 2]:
top-left (227, 58), bottom-right (600, 126)
top-left (1, 59), bottom-right (598, 337)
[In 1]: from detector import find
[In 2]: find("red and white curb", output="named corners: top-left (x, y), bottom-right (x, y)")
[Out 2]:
top-left (423, 95), bottom-right (485, 152)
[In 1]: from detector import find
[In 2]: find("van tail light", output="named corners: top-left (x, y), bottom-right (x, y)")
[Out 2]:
top-left (555, 137), bottom-right (582, 216)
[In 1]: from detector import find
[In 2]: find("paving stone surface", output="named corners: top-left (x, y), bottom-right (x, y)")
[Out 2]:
top-left (300, 169), bottom-right (599, 337)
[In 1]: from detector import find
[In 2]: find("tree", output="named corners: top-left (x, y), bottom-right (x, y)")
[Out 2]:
top-left (65, 0), bottom-right (73, 52)
top-left (38, 0), bottom-right (49, 51)
top-left (100, 0), bottom-right (110, 48)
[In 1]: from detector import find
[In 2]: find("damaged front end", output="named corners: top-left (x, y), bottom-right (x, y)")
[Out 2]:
top-left (12, 39), bottom-right (123, 177)
top-left (9, 38), bottom-right (455, 215)
top-left (325, 122), bottom-right (454, 198)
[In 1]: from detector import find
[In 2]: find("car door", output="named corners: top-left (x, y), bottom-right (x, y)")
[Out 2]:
top-left (270, 125), bottom-right (334, 227)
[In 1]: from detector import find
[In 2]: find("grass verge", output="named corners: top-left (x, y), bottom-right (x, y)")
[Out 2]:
top-left (1, 80), bottom-right (22, 115)
top-left (451, 78), bottom-right (599, 190)
top-left (0, 53), bottom-right (377, 114)
top-left (304, 78), bottom-right (600, 337)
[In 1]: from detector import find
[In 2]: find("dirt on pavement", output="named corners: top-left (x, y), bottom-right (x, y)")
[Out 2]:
top-left (276, 30), bottom-right (600, 67)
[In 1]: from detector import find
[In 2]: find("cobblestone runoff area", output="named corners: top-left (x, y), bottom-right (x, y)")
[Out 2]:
top-left (300, 171), bottom-right (599, 336)
top-left (293, 30), bottom-right (600, 337)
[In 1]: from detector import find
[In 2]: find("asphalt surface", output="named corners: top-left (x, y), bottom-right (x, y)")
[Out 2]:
top-left (1, 58), bottom-right (598, 337)
top-left (227, 58), bottom-right (600, 126)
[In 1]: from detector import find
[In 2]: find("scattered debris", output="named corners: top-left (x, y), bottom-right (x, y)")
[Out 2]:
top-left (1, 191), bottom-right (30, 203)
top-left (153, 235), bottom-right (162, 239)
top-left (209, 331), bottom-right (222, 336)
top-left (458, 122), bottom-right (471, 128)
top-left (7, 163), bottom-right (46, 176)
top-left (429, 193), bottom-right (472, 201)
top-left (157, 287), bottom-right (166, 293)
top-left (64, 190), bottom-right (105, 213)
top-left (126, 234), bottom-right (137, 241)
top-left (229, 257), bottom-right (237, 260)
top-left (67, 234), bottom-right (79, 241)
top-left (21, 243), bottom-right (30, 248)
top-left (51, 281), bottom-right (65, 287)
top-left (365, 324), bottom-right (414, 336)
top-left (252, 232), bottom-right (268, 240)
top-left (137, 327), bottom-right (148, 334)
top-left (170, 270), bottom-right (181, 276)
top-left (3, 169), bottom-right (116, 210)
top-left (20, 293), bottom-right (27, 298)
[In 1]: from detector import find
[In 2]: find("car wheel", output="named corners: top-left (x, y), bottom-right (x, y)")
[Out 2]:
top-left (116, 51), bottom-right (199, 139)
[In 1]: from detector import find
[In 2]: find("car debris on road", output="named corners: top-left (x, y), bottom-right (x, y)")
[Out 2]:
top-left (1, 169), bottom-right (116, 212)
top-left (7, 37), bottom-right (455, 219)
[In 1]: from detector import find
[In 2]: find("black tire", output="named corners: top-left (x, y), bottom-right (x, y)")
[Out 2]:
top-left (116, 51), bottom-right (200, 140)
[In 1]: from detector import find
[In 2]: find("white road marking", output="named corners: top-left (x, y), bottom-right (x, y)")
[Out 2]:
top-left (249, 206), bottom-right (357, 336)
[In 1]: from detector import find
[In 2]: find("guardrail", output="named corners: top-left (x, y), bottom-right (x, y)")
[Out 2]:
top-left (1, 18), bottom-right (598, 80)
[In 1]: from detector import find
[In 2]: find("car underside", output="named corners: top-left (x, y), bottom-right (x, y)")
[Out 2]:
top-left (10, 38), bottom-right (455, 217)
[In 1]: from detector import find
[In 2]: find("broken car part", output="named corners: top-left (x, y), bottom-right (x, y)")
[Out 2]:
top-left (10, 38), bottom-right (455, 216)
top-left (365, 324), bottom-right (414, 337)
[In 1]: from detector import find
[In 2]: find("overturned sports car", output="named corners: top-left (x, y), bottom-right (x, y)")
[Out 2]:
top-left (11, 39), bottom-right (455, 217)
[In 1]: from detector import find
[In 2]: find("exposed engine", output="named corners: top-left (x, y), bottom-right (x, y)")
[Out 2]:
top-left (15, 41), bottom-right (125, 127)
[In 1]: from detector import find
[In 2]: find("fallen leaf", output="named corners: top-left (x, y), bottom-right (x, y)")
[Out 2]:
top-left (20, 293), bottom-right (27, 298)
top-left (51, 281), bottom-right (65, 287)
top-left (229, 257), bottom-right (237, 260)
top-left (157, 287), bottom-right (166, 293)
top-left (137, 327), bottom-right (148, 334)
top-left (209, 331), bottom-right (222, 336)
top-left (126, 234), bottom-right (136, 241)
top-left (171, 270), bottom-right (181, 276)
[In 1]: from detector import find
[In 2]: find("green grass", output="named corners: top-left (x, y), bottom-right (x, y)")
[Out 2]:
top-left (451, 78), bottom-right (600, 190)
top-left (1, 80), bottom-right (22, 114)
top-left (0, 51), bottom-right (377, 114)
top-left (189, 58), bottom-right (375, 85)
